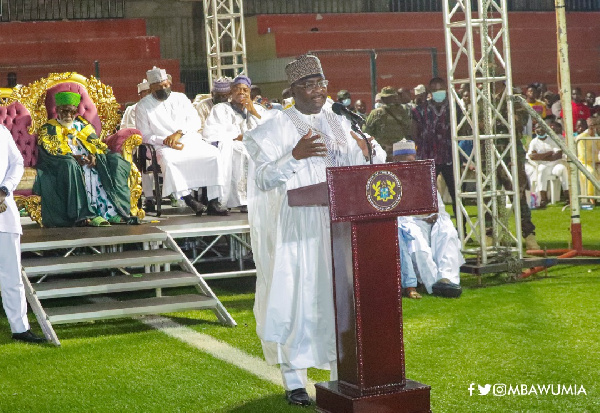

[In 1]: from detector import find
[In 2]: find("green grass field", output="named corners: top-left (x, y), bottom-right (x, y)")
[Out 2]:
top-left (1, 205), bottom-right (599, 412)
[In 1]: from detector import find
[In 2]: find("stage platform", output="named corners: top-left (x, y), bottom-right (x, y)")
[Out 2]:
top-left (21, 207), bottom-right (254, 280)
top-left (19, 206), bottom-right (253, 345)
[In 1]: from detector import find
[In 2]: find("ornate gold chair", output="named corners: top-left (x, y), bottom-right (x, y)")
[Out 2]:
top-left (1, 72), bottom-right (145, 225)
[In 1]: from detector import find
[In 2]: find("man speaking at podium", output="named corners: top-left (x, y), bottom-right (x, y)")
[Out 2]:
top-left (244, 54), bottom-right (386, 406)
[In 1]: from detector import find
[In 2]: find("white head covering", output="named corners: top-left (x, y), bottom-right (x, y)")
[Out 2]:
top-left (146, 67), bottom-right (168, 85)
top-left (414, 84), bottom-right (426, 95)
top-left (137, 79), bottom-right (150, 93)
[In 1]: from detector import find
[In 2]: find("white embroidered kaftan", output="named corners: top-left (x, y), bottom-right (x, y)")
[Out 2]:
top-left (135, 92), bottom-right (224, 198)
top-left (203, 102), bottom-right (267, 208)
top-left (243, 106), bottom-right (385, 369)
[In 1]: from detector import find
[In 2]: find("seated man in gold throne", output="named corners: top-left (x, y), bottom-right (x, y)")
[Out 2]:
top-left (34, 91), bottom-right (135, 227)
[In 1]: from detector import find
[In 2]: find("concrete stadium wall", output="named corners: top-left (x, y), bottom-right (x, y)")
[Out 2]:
top-left (246, 12), bottom-right (600, 108)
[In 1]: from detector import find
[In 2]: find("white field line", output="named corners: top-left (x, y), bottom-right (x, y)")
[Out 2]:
top-left (139, 314), bottom-right (317, 398)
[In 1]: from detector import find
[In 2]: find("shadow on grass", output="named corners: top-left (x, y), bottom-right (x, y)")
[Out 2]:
top-left (53, 317), bottom-right (154, 340)
top-left (224, 394), bottom-right (317, 413)
top-left (167, 315), bottom-right (224, 327)
top-left (208, 277), bottom-right (257, 294)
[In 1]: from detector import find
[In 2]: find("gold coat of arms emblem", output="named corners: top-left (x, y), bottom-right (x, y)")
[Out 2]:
top-left (366, 170), bottom-right (403, 211)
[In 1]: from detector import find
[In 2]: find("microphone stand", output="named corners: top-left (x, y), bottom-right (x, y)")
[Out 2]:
top-left (351, 122), bottom-right (373, 165)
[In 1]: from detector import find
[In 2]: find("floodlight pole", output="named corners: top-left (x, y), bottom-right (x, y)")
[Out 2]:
top-left (555, 0), bottom-right (581, 250)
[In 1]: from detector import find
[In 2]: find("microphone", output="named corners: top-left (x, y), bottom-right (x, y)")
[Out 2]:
top-left (332, 102), bottom-right (366, 126)
top-left (332, 102), bottom-right (373, 164)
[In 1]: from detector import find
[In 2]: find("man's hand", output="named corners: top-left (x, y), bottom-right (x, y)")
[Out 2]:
top-left (0, 201), bottom-right (6, 214)
top-left (549, 150), bottom-right (563, 161)
top-left (350, 131), bottom-right (374, 158)
top-left (234, 134), bottom-right (244, 141)
top-left (73, 154), bottom-right (86, 166)
top-left (163, 130), bottom-right (185, 150)
top-left (423, 213), bottom-right (438, 224)
top-left (241, 97), bottom-right (261, 119)
top-left (73, 154), bottom-right (97, 167)
top-left (0, 188), bottom-right (6, 205)
top-left (292, 129), bottom-right (327, 160)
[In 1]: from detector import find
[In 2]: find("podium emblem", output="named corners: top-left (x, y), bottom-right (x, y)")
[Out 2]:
top-left (366, 170), bottom-right (402, 211)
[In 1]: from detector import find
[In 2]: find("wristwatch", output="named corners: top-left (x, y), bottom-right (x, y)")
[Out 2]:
top-left (0, 186), bottom-right (9, 197)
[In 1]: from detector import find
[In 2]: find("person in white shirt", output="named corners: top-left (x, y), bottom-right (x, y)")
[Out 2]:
top-left (394, 140), bottom-right (464, 298)
top-left (135, 67), bottom-right (228, 215)
top-left (203, 75), bottom-right (266, 211)
top-left (527, 122), bottom-right (569, 208)
top-left (120, 79), bottom-right (150, 130)
top-left (244, 54), bottom-right (386, 407)
top-left (120, 80), bottom-right (155, 209)
top-left (0, 125), bottom-right (45, 343)
top-left (192, 77), bottom-right (232, 132)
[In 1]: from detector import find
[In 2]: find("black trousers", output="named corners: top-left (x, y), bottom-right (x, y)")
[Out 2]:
top-left (436, 163), bottom-right (457, 219)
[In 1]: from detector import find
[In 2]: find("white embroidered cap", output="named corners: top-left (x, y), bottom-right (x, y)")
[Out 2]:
top-left (146, 67), bottom-right (168, 85)
top-left (137, 79), bottom-right (150, 93)
top-left (414, 84), bottom-right (426, 95)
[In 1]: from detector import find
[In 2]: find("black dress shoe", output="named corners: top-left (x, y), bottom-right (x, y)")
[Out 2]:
top-left (207, 199), bottom-right (230, 216)
top-left (12, 330), bottom-right (47, 344)
top-left (432, 278), bottom-right (462, 298)
top-left (285, 388), bottom-right (312, 407)
top-left (185, 198), bottom-right (208, 216)
top-left (144, 199), bottom-right (156, 213)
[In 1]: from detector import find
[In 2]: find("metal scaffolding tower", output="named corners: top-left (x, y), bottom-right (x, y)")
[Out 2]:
top-left (203, 0), bottom-right (247, 85)
top-left (442, 0), bottom-right (522, 267)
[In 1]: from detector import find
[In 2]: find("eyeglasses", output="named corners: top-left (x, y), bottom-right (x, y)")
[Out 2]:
top-left (296, 79), bottom-right (329, 92)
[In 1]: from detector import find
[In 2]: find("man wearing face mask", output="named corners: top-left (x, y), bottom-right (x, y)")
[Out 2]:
top-left (192, 77), bottom-right (232, 132)
top-left (412, 77), bottom-right (457, 218)
top-left (527, 122), bottom-right (569, 208)
top-left (336, 89), bottom-right (354, 111)
top-left (203, 75), bottom-right (266, 211)
top-left (135, 67), bottom-right (228, 216)
top-left (34, 92), bottom-right (134, 227)
top-left (363, 86), bottom-right (412, 160)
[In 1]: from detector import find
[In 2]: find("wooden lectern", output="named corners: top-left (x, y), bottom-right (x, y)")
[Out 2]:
top-left (288, 160), bottom-right (437, 413)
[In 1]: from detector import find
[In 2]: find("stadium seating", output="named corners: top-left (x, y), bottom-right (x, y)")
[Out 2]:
top-left (0, 19), bottom-right (182, 103)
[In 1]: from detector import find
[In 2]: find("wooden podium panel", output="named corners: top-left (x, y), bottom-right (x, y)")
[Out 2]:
top-left (288, 160), bottom-right (436, 413)
top-left (327, 161), bottom-right (438, 222)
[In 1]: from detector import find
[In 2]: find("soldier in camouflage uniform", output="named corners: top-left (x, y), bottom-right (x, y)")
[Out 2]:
top-left (363, 86), bottom-right (412, 160)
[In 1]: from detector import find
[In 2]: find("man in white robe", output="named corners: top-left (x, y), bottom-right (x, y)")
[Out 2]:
top-left (0, 125), bottom-right (45, 343)
top-left (192, 77), bottom-right (231, 132)
top-left (203, 75), bottom-right (266, 210)
top-left (135, 67), bottom-right (228, 215)
top-left (120, 80), bottom-right (150, 129)
top-left (120, 80), bottom-right (155, 209)
top-left (243, 54), bottom-right (386, 406)
top-left (527, 122), bottom-right (569, 208)
top-left (394, 140), bottom-right (464, 297)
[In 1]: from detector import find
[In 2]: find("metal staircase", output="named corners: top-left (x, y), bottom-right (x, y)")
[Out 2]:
top-left (21, 225), bottom-right (236, 346)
